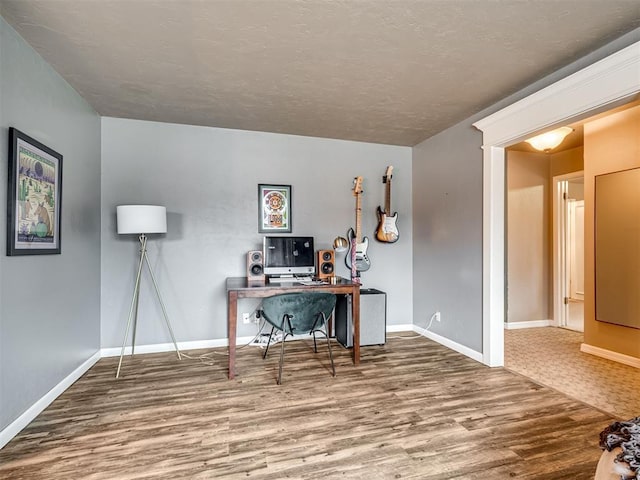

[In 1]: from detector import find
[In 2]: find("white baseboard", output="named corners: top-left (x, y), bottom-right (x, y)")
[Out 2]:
top-left (580, 343), bottom-right (640, 369)
top-left (101, 328), bottom-right (416, 357)
top-left (412, 325), bottom-right (483, 363)
top-left (0, 351), bottom-right (101, 450)
top-left (504, 320), bottom-right (552, 330)
top-left (100, 336), bottom-right (256, 357)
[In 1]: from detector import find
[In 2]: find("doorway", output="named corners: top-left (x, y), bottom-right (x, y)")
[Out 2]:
top-left (553, 174), bottom-right (585, 332)
top-left (473, 39), bottom-right (639, 367)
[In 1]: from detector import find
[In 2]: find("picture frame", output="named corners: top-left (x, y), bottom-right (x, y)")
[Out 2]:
top-left (258, 184), bottom-right (292, 233)
top-left (7, 127), bottom-right (63, 255)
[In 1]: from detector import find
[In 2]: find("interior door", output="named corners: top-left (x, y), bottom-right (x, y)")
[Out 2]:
top-left (568, 199), bottom-right (584, 301)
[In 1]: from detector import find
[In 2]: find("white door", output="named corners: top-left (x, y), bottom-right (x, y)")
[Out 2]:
top-left (553, 174), bottom-right (584, 332)
top-left (568, 200), bottom-right (585, 301)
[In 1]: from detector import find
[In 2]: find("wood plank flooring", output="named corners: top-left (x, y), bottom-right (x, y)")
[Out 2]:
top-left (0, 333), bottom-right (614, 479)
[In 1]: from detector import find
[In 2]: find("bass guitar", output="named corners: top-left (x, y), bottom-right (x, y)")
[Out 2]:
top-left (345, 176), bottom-right (371, 272)
top-left (375, 166), bottom-right (399, 243)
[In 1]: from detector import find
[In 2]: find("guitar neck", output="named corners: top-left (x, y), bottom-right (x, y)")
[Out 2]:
top-left (385, 180), bottom-right (391, 215)
top-left (355, 193), bottom-right (362, 244)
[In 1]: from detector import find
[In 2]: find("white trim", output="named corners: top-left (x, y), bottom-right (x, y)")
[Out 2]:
top-left (580, 343), bottom-right (640, 369)
top-left (482, 145), bottom-right (505, 366)
top-left (504, 320), bottom-right (552, 330)
top-left (101, 326), bottom-right (442, 357)
top-left (0, 351), bottom-right (101, 450)
top-left (100, 336), bottom-right (256, 357)
top-left (413, 325), bottom-right (484, 363)
top-left (473, 41), bottom-right (640, 369)
top-left (473, 42), bottom-right (640, 146)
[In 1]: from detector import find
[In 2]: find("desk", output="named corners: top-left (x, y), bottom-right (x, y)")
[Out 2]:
top-left (226, 277), bottom-right (361, 380)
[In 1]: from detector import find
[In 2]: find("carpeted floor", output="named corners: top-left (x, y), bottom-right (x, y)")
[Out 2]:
top-left (505, 327), bottom-right (640, 420)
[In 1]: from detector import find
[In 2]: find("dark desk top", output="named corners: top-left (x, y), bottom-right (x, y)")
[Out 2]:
top-left (226, 276), bottom-right (359, 291)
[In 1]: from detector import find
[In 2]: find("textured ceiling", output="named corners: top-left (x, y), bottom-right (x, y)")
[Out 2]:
top-left (1, 1), bottom-right (639, 146)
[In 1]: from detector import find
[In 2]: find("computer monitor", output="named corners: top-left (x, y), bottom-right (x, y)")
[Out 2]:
top-left (263, 236), bottom-right (315, 276)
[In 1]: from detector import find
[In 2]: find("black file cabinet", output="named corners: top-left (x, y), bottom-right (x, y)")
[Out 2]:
top-left (335, 288), bottom-right (386, 348)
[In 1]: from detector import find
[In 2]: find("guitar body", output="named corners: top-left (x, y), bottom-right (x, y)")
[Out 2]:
top-left (375, 166), bottom-right (400, 244)
top-left (345, 227), bottom-right (371, 271)
top-left (376, 206), bottom-right (399, 243)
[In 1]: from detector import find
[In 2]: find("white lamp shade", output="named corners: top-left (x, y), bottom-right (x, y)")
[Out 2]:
top-left (117, 205), bottom-right (167, 234)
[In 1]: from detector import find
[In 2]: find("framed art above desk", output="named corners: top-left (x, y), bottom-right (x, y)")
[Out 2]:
top-left (226, 276), bottom-right (361, 380)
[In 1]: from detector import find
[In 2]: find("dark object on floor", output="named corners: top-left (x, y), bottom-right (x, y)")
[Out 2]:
top-left (599, 416), bottom-right (640, 479)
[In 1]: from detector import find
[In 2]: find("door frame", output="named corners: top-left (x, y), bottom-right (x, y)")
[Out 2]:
top-left (552, 172), bottom-right (584, 328)
top-left (473, 41), bottom-right (639, 367)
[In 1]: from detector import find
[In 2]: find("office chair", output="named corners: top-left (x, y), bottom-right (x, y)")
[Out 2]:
top-left (259, 292), bottom-right (337, 385)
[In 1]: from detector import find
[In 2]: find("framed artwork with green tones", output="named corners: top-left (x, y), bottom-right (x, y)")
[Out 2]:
top-left (7, 128), bottom-right (63, 255)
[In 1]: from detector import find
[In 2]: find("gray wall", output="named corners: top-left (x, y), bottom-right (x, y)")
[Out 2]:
top-left (0, 18), bottom-right (101, 431)
top-left (412, 122), bottom-right (484, 350)
top-left (412, 27), bottom-right (640, 355)
top-left (100, 117), bottom-right (412, 348)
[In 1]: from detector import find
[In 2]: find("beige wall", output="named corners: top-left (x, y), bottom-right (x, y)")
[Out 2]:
top-left (584, 104), bottom-right (640, 359)
top-left (551, 146), bottom-right (584, 178)
top-left (506, 151), bottom-right (550, 322)
top-left (506, 147), bottom-right (584, 325)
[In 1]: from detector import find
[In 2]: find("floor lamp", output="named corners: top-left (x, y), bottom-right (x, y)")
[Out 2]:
top-left (116, 205), bottom-right (181, 378)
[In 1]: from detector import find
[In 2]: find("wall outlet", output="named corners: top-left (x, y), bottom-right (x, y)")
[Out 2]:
top-left (242, 312), bottom-right (251, 324)
top-left (434, 311), bottom-right (441, 322)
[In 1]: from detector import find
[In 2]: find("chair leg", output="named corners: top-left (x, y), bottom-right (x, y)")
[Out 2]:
top-left (263, 326), bottom-right (275, 359)
top-left (311, 312), bottom-right (321, 353)
top-left (277, 333), bottom-right (288, 385)
top-left (325, 331), bottom-right (336, 377)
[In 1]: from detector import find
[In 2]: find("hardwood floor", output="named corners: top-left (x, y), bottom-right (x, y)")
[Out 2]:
top-left (0, 333), bottom-right (614, 479)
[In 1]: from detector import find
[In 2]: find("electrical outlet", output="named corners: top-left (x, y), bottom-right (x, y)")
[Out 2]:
top-left (435, 311), bottom-right (441, 322)
top-left (242, 312), bottom-right (251, 324)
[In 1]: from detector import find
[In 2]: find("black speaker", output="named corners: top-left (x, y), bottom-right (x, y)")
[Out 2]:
top-left (247, 250), bottom-right (265, 284)
top-left (317, 249), bottom-right (335, 280)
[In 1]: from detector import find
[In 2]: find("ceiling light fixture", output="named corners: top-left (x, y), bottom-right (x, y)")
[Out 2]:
top-left (525, 126), bottom-right (574, 152)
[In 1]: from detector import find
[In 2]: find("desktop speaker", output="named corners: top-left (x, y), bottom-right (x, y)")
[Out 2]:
top-left (247, 250), bottom-right (265, 284)
top-left (317, 249), bottom-right (335, 280)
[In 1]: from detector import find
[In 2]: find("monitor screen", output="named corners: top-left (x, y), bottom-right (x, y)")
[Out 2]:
top-left (263, 236), bottom-right (315, 276)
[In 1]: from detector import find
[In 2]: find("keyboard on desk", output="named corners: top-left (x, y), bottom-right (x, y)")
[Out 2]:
top-left (268, 276), bottom-right (322, 284)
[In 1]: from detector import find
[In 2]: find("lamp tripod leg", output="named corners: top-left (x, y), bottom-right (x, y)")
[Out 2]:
top-left (116, 238), bottom-right (146, 378)
top-left (143, 250), bottom-right (182, 359)
top-left (131, 277), bottom-right (141, 357)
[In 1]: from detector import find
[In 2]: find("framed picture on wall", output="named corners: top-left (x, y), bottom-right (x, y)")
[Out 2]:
top-left (258, 184), bottom-right (292, 233)
top-left (7, 127), bottom-right (63, 255)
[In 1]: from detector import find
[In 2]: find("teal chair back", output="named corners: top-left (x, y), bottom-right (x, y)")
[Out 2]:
top-left (259, 292), bottom-right (337, 384)
top-left (261, 292), bottom-right (336, 334)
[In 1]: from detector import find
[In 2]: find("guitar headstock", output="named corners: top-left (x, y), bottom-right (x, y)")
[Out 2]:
top-left (383, 166), bottom-right (393, 183)
top-left (352, 176), bottom-right (363, 196)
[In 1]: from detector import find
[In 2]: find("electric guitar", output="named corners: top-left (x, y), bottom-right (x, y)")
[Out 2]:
top-left (345, 176), bottom-right (371, 272)
top-left (375, 166), bottom-right (399, 243)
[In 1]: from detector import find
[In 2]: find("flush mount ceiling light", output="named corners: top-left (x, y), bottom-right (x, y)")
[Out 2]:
top-left (525, 126), bottom-right (574, 152)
